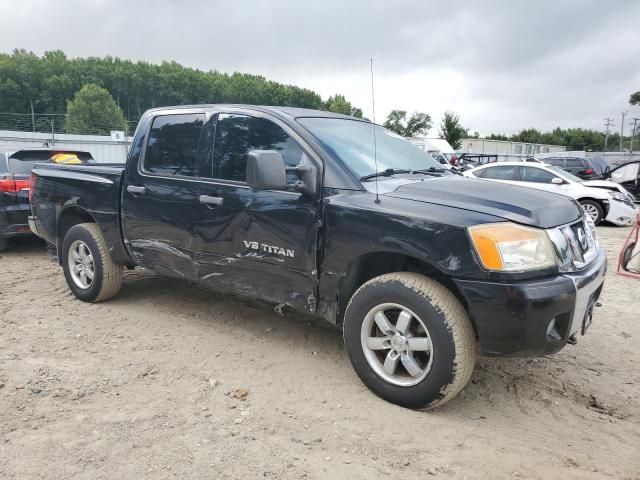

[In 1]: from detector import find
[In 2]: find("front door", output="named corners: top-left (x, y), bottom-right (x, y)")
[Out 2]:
top-left (610, 162), bottom-right (640, 200)
top-left (122, 111), bottom-right (210, 280)
top-left (194, 111), bottom-right (321, 313)
top-left (518, 166), bottom-right (568, 195)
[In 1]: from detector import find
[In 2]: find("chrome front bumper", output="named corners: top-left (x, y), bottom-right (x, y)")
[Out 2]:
top-left (564, 247), bottom-right (607, 337)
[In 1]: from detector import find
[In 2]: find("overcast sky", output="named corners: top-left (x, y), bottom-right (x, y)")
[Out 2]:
top-left (2, 0), bottom-right (639, 135)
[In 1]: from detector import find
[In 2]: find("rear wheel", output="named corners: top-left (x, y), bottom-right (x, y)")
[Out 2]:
top-left (343, 272), bottom-right (476, 409)
top-left (579, 200), bottom-right (603, 225)
top-left (61, 223), bottom-right (122, 302)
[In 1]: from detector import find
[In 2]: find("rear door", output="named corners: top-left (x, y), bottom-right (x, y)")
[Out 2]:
top-left (564, 158), bottom-right (588, 178)
top-left (121, 111), bottom-right (211, 279)
top-left (193, 110), bottom-right (321, 312)
top-left (610, 162), bottom-right (640, 200)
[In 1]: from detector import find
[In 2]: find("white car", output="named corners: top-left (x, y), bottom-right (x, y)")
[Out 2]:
top-left (463, 161), bottom-right (638, 226)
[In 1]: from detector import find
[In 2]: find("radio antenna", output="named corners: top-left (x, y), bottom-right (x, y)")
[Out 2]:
top-left (370, 58), bottom-right (380, 204)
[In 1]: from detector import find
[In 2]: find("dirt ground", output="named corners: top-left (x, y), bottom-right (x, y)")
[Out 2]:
top-left (0, 226), bottom-right (639, 480)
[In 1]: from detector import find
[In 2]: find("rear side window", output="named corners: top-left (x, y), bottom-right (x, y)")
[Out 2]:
top-left (473, 167), bottom-right (490, 178)
top-left (565, 158), bottom-right (585, 168)
top-left (213, 113), bottom-right (304, 182)
top-left (546, 158), bottom-right (564, 167)
top-left (144, 113), bottom-right (205, 177)
top-left (480, 165), bottom-right (516, 180)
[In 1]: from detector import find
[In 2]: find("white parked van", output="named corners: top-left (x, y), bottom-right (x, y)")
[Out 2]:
top-left (408, 137), bottom-right (458, 166)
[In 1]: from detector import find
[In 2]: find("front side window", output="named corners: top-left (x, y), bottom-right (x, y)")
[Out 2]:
top-left (144, 113), bottom-right (205, 177)
top-left (481, 165), bottom-right (516, 180)
top-left (520, 166), bottom-right (558, 183)
top-left (213, 114), bottom-right (304, 182)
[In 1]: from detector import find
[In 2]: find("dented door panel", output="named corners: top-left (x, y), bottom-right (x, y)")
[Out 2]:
top-left (194, 181), bottom-right (320, 312)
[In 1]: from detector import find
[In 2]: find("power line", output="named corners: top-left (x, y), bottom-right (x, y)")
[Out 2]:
top-left (604, 117), bottom-right (614, 150)
top-left (620, 111), bottom-right (628, 151)
top-left (630, 118), bottom-right (639, 153)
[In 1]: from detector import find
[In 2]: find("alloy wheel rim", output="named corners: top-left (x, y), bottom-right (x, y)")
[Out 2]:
top-left (68, 240), bottom-right (95, 289)
top-left (582, 204), bottom-right (599, 222)
top-left (360, 303), bottom-right (434, 387)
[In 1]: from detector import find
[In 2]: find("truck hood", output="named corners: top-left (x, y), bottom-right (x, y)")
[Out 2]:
top-left (383, 176), bottom-right (581, 228)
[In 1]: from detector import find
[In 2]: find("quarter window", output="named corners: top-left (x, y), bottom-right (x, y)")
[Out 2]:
top-left (213, 114), bottom-right (304, 182)
top-left (144, 114), bottom-right (205, 177)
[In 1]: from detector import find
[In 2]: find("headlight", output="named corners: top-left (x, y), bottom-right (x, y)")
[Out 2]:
top-left (468, 223), bottom-right (557, 272)
top-left (608, 191), bottom-right (627, 202)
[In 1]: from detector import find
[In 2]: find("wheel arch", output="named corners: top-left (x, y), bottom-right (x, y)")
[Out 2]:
top-left (335, 251), bottom-right (473, 333)
top-left (57, 206), bottom-right (96, 259)
top-left (577, 197), bottom-right (609, 216)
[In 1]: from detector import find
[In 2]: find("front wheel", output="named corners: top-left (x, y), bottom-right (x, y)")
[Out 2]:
top-left (580, 200), bottom-right (604, 225)
top-left (343, 273), bottom-right (476, 409)
top-left (61, 223), bottom-right (123, 302)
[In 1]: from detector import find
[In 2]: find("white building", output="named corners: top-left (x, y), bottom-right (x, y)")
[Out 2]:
top-left (0, 130), bottom-right (130, 163)
top-left (460, 138), bottom-right (566, 158)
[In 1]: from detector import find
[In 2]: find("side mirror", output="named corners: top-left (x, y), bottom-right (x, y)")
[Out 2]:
top-left (287, 153), bottom-right (318, 197)
top-left (551, 177), bottom-right (564, 185)
top-left (246, 150), bottom-right (319, 196)
top-left (247, 150), bottom-right (287, 190)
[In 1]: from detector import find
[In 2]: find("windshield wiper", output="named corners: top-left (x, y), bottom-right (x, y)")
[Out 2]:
top-left (411, 167), bottom-right (449, 176)
top-left (360, 168), bottom-right (411, 181)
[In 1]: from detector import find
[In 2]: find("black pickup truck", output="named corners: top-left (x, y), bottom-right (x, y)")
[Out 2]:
top-left (29, 105), bottom-right (606, 409)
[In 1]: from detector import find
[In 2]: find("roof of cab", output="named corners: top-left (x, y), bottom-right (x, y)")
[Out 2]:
top-left (143, 104), bottom-right (365, 121)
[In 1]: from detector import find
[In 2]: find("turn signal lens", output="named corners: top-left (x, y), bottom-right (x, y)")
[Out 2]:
top-left (468, 223), bottom-right (557, 272)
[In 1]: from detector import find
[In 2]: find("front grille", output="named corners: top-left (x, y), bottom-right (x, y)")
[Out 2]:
top-left (568, 219), bottom-right (595, 257)
top-left (548, 215), bottom-right (598, 272)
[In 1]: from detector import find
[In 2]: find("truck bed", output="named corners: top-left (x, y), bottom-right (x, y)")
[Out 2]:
top-left (30, 162), bottom-right (131, 264)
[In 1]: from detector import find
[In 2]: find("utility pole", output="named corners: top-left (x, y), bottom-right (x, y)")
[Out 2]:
top-left (620, 111), bottom-right (627, 151)
top-left (630, 118), bottom-right (639, 154)
top-left (604, 117), bottom-right (614, 151)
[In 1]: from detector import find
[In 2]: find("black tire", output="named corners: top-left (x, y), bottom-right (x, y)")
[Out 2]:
top-left (0, 237), bottom-right (7, 253)
top-left (579, 199), bottom-right (604, 225)
top-left (61, 223), bottom-right (122, 302)
top-left (343, 272), bottom-right (476, 409)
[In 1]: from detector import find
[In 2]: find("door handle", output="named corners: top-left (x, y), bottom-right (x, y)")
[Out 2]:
top-left (199, 195), bottom-right (224, 207)
top-left (127, 185), bottom-right (147, 196)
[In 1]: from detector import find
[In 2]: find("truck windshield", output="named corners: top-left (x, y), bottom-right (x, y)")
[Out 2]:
top-left (298, 117), bottom-right (443, 179)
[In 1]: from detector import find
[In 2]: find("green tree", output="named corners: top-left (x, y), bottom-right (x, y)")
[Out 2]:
top-left (630, 91), bottom-right (640, 105)
top-left (324, 94), bottom-right (363, 117)
top-left (438, 111), bottom-right (467, 149)
top-left (487, 133), bottom-right (509, 141)
top-left (383, 110), bottom-right (432, 136)
top-left (0, 49), bottom-right (358, 129)
top-left (66, 84), bottom-right (127, 135)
